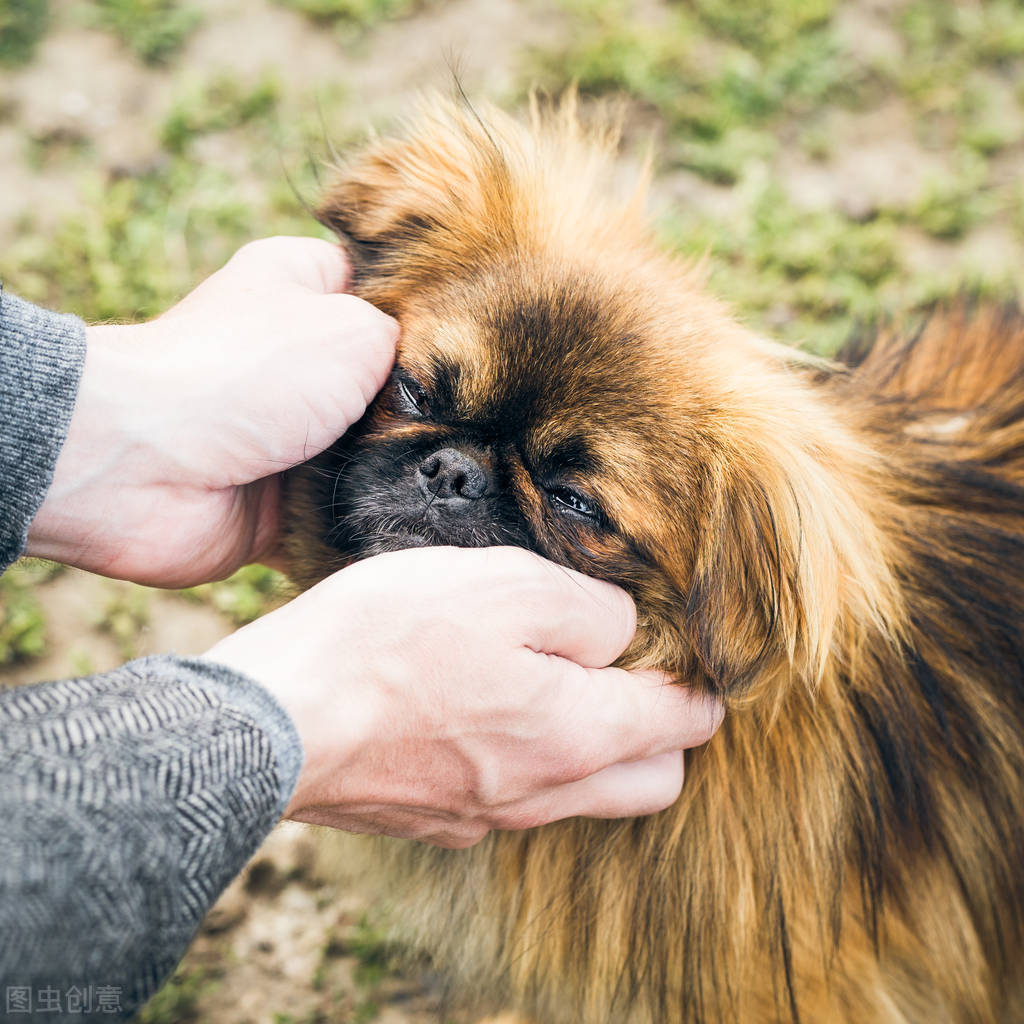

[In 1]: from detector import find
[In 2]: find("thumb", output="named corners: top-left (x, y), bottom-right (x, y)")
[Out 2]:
top-left (224, 236), bottom-right (353, 294)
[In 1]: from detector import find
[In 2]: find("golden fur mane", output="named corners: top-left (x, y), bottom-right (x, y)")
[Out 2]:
top-left (295, 96), bottom-right (1024, 1023)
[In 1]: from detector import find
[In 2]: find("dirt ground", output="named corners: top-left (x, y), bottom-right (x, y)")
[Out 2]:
top-left (2, 0), bottom-right (1024, 1021)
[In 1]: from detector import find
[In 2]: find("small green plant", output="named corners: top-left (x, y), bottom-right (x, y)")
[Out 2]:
top-left (957, 79), bottom-right (1020, 157)
top-left (529, 0), bottom-right (852, 183)
top-left (657, 179), bottom-right (907, 353)
top-left (895, 1), bottom-right (1024, 117)
top-left (348, 915), bottom-right (391, 989)
top-left (181, 565), bottom-right (288, 625)
top-left (68, 650), bottom-right (97, 676)
top-left (0, 574), bottom-right (47, 665)
top-left (274, 0), bottom-right (418, 31)
top-left (909, 160), bottom-right (990, 240)
top-left (1, 161), bottom-right (254, 321)
top-left (0, 0), bottom-right (49, 66)
top-left (93, 587), bottom-right (150, 660)
top-left (351, 999), bottom-right (379, 1023)
top-left (1010, 183), bottom-right (1024, 243)
top-left (88, 0), bottom-right (202, 65)
top-left (136, 965), bottom-right (215, 1024)
top-left (161, 74), bottom-right (281, 154)
top-left (1, 73), bottom-right (336, 323)
top-left (692, 0), bottom-right (835, 53)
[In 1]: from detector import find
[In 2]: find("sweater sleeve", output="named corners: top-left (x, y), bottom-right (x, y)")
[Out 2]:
top-left (0, 291), bottom-right (306, 1018)
top-left (0, 287), bottom-right (87, 573)
top-left (0, 654), bottom-right (304, 1021)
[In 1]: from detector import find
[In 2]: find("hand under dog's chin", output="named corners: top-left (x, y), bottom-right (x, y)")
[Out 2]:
top-left (351, 529), bottom-right (435, 559)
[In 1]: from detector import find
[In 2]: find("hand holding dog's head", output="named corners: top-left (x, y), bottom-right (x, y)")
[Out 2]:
top-left (285, 97), bottom-right (903, 704)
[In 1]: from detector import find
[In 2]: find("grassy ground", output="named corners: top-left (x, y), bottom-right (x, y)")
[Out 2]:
top-left (2, 0), bottom-right (1023, 1020)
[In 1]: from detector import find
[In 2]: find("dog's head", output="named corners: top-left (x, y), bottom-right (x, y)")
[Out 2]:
top-left (284, 97), bottom-right (901, 702)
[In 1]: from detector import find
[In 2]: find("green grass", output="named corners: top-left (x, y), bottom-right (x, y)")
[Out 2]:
top-left (161, 74), bottom-right (282, 155)
top-left (0, 560), bottom-right (63, 666)
top-left (309, 915), bottom-right (401, 1023)
top-left (347, 916), bottom-right (391, 989)
top-left (528, 0), bottom-right (863, 185)
top-left (1, 70), bottom-right (343, 321)
top-left (93, 587), bottom-right (150, 660)
top-left (274, 0), bottom-right (418, 32)
top-left (909, 155), bottom-right (991, 240)
top-left (137, 965), bottom-right (217, 1024)
top-left (0, 575), bottom-right (47, 665)
top-left (180, 565), bottom-right (289, 626)
top-left (524, 0), bottom-right (1024, 351)
top-left (2, 164), bottom-right (251, 320)
top-left (898, 1), bottom-right (1024, 90)
top-left (692, 0), bottom-right (835, 54)
top-left (68, 649), bottom-right (98, 676)
top-left (88, 0), bottom-right (202, 64)
top-left (657, 184), bottom-right (896, 352)
top-left (0, 0), bottom-right (49, 66)
top-left (659, 175), bottom-right (1019, 353)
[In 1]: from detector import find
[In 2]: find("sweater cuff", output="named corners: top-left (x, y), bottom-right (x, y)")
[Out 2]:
top-left (131, 653), bottom-right (305, 815)
top-left (0, 289), bottom-right (87, 573)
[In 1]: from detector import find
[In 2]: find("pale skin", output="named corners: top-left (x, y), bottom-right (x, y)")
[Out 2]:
top-left (27, 236), bottom-right (724, 849)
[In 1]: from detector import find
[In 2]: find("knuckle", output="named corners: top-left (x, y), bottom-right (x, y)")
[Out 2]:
top-left (442, 826), bottom-right (490, 850)
top-left (682, 692), bottom-right (726, 746)
top-left (334, 295), bottom-right (399, 335)
top-left (231, 236), bottom-right (276, 262)
top-left (549, 727), bottom-right (604, 782)
top-left (648, 755), bottom-right (685, 811)
top-left (706, 696), bottom-right (727, 735)
top-left (605, 589), bottom-right (637, 651)
top-left (492, 807), bottom-right (540, 832)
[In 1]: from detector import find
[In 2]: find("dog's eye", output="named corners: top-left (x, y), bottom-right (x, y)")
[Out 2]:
top-left (396, 375), bottom-right (430, 417)
top-left (547, 486), bottom-right (599, 521)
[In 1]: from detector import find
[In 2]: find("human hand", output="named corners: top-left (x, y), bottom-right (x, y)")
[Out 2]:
top-left (205, 545), bottom-right (724, 848)
top-left (26, 236), bottom-right (398, 588)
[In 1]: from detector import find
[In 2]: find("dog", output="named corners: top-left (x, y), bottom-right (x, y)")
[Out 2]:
top-left (282, 95), bottom-right (1024, 1023)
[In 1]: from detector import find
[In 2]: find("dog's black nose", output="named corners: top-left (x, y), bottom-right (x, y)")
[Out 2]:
top-left (419, 448), bottom-right (489, 502)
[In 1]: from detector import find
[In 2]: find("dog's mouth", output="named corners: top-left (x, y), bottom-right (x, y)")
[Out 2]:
top-left (327, 515), bottom-right (460, 561)
top-left (313, 449), bottom-right (533, 559)
top-left (366, 527), bottom-right (434, 550)
top-left (327, 502), bottom-right (530, 562)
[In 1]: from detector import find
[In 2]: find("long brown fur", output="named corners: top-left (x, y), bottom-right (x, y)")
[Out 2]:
top-left (283, 96), bottom-right (1024, 1023)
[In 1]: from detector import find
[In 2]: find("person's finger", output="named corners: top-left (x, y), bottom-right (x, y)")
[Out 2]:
top-left (257, 548), bottom-right (291, 575)
top-left (498, 751), bottom-right (685, 829)
top-left (291, 804), bottom-right (490, 849)
top-left (225, 236), bottom-right (353, 294)
top-left (304, 291), bottom-right (399, 431)
top-left (490, 549), bottom-right (637, 667)
top-left (568, 667), bottom-right (724, 773)
top-left (319, 291), bottom-right (401, 365)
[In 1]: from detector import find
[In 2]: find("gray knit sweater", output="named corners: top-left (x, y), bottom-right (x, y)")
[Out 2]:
top-left (0, 289), bottom-right (304, 1020)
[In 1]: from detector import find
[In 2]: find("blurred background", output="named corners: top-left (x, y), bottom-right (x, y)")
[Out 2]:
top-left (2, 0), bottom-right (1023, 1020)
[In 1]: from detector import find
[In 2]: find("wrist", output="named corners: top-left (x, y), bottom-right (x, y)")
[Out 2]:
top-left (26, 323), bottom-right (171, 564)
top-left (203, 610), bottom-right (385, 821)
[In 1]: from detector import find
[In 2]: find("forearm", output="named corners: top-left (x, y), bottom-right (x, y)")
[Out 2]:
top-left (0, 654), bottom-right (302, 1019)
top-left (0, 288), bottom-right (86, 575)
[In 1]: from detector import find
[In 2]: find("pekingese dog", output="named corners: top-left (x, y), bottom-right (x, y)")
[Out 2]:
top-left (282, 96), bottom-right (1024, 1023)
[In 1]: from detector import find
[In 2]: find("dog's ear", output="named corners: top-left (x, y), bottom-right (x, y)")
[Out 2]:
top-left (315, 152), bottom-right (444, 290)
top-left (316, 108), bottom-right (505, 297)
top-left (313, 155), bottom-right (438, 292)
top-left (671, 400), bottom-right (904, 708)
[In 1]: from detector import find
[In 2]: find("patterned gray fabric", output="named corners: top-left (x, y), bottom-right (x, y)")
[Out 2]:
top-left (0, 287), bottom-right (86, 570)
top-left (0, 293), bottom-right (305, 1020)
top-left (0, 658), bottom-right (303, 1020)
